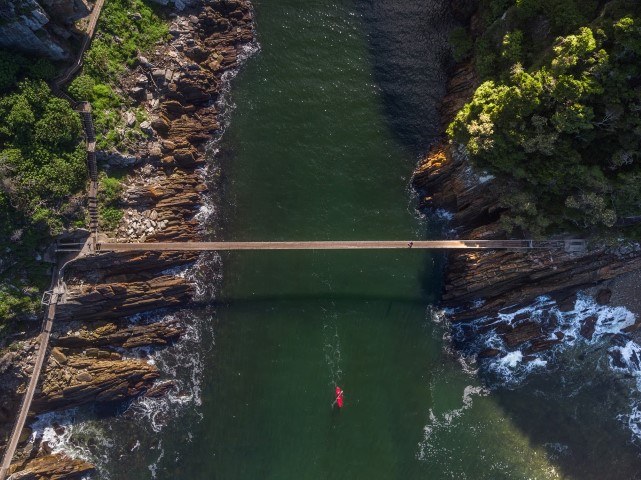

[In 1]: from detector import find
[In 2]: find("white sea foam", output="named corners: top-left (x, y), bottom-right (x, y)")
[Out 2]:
top-left (472, 293), bottom-right (636, 383)
top-left (30, 410), bottom-right (116, 480)
top-left (620, 406), bottom-right (641, 443)
top-left (322, 311), bottom-right (343, 387)
top-left (455, 291), bottom-right (641, 441)
top-left (26, 20), bottom-right (260, 478)
top-left (477, 174), bottom-right (495, 184)
top-left (416, 385), bottom-right (489, 461)
top-left (148, 441), bottom-right (164, 479)
top-left (430, 307), bottom-right (479, 376)
top-left (434, 208), bottom-right (454, 221)
top-left (128, 310), bottom-right (208, 429)
top-left (27, 306), bottom-right (210, 477)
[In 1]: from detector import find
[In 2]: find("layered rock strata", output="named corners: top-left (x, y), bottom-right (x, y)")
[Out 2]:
top-left (7, 454), bottom-right (95, 480)
top-left (412, 3), bottom-right (641, 356)
top-left (0, 0), bottom-right (254, 476)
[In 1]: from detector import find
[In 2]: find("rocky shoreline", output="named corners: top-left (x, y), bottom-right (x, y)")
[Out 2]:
top-left (412, 3), bottom-right (641, 364)
top-left (0, 1), bottom-right (254, 477)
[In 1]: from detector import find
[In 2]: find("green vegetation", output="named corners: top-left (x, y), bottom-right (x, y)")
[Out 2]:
top-left (0, 50), bottom-right (56, 91)
top-left (450, 27), bottom-right (473, 62)
top-left (98, 172), bottom-right (124, 230)
top-left (0, 80), bottom-right (85, 233)
top-left (448, 1), bottom-right (641, 237)
top-left (0, 77), bottom-right (86, 328)
top-left (0, 0), bottom-right (170, 330)
top-left (69, 75), bottom-right (124, 149)
top-left (70, 0), bottom-right (168, 150)
top-left (85, 0), bottom-right (169, 80)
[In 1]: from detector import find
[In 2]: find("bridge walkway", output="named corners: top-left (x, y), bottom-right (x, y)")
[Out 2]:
top-left (92, 239), bottom-right (586, 252)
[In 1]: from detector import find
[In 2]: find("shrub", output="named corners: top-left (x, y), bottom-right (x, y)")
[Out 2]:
top-left (98, 173), bottom-right (123, 231)
top-left (100, 206), bottom-right (123, 230)
top-left (501, 30), bottom-right (524, 67)
top-left (85, 0), bottom-right (168, 81)
top-left (68, 74), bottom-right (96, 101)
top-left (0, 80), bottom-right (85, 233)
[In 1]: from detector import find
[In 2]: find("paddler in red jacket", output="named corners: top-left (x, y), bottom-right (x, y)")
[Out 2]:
top-left (333, 386), bottom-right (344, 408)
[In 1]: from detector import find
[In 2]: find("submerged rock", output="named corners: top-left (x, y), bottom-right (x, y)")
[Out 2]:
top-left (580, 316), bottom-right (598, 341)
top-left (596, 288), bottom-right (612, 306)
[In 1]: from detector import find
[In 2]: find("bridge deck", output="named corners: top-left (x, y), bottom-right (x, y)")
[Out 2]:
top-left (95, 240), bottom-right (569, 252)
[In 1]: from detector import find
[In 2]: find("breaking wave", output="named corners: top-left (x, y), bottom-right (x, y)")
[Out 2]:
top-left (416, 385), bottom-right (489, 461)
top-left (25, 15), bottom-right (261, 480)
top-left (445, 292), bottom-right (641, 442)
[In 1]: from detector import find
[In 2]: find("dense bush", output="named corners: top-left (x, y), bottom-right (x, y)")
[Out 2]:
top-left (449, 14), bottom-right (641, 236)
top-left (0, 50), bottom-right (56, 92)
top-left (0, 80), bottom-right (85, 232)
top-left (0, 78), bottom-right (87, 326)
top-left (85, 0), bottom-right (168, 81)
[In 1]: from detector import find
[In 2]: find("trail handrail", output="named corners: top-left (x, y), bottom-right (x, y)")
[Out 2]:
top-left (0, 0), bottom-right (106, 477)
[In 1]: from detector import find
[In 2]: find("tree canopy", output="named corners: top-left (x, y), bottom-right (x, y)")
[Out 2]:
top-left (0, 80), bottom-right (85, 234)
top-left (449, 13), bottom-right (641, 236)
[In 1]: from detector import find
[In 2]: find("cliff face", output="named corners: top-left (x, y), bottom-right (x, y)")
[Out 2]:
top-left (0, 0), bottom-right (90, 60)
top-left (0, 0), bottom-right (255, 476)
top-left (412, 6), bottom-right (641, 352)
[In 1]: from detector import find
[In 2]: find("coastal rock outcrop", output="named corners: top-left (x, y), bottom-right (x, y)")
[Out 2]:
top-left (56, 276), bottom-right (195, 322)
top-left (412, 4), bottom-right (641, 358)
top-left (33, 354), bottom-right (160, 412)
top-left (0, 0), bottom-right (255, 477)
top-left (0, 0), bottom-right (90, 60)
top-left (55, 319), bottom-right (184, 349)
top-left (8, 454), bottom-right (95, 479)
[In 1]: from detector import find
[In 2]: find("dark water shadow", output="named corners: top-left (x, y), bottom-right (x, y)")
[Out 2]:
top-left (355, 0), bottom-right (456, 155)
top-left (486, 361), bottom-right (641, 480)
top-left (208, 293), bottom-right (430, 308)
top-left (418, 249), bottom-right (445, 302)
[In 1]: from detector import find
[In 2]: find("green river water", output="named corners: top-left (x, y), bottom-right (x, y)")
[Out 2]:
top-left (160, 1), bottom-right (570, 478)
top-left (55, 1), bottom-right (641, 478)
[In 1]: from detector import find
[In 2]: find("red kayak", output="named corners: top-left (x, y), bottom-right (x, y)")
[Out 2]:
top-left (335, 386), bottom-right (344, 408)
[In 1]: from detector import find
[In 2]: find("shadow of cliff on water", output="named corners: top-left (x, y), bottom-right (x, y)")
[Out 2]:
top-left (486, 355), bottom-right (641, 480)
top-left (355, 0), bottom-right (457, 156)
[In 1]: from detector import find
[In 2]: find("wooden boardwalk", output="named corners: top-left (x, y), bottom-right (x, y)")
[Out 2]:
top-left (0, 284), bottom-right (63, 480)
top-left (0, 0), bottom-right (105, 477)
